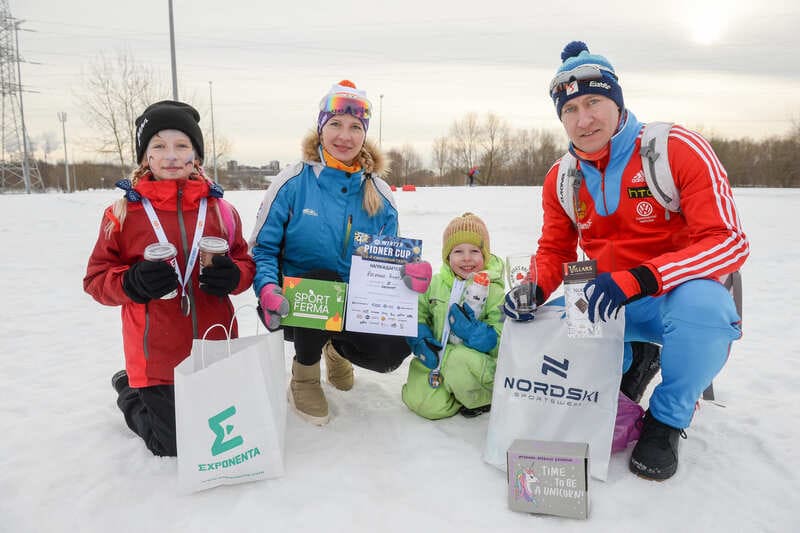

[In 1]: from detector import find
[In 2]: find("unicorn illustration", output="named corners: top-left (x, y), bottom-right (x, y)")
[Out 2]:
top-left (514, 464), bottom-right (539, 503)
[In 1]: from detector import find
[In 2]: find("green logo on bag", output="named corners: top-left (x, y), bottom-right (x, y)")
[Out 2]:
top-left (208, 405), bottom-right (244, 456)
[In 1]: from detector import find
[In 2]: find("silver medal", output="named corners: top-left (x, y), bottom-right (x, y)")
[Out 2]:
top-left (181, 293), bottom-right (191, 316)
top-left (428, 369), bottom-right (442, 389)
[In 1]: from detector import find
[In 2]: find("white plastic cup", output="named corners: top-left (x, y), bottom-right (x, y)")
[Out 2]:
top-left (143, 242), bottom-right (179, 299)
top-left (198, 236), bottom-right (229, 273)
top-left (506, 254), bottom-right (531, 288)
top-left (505, 254), bottom-right (538, 312)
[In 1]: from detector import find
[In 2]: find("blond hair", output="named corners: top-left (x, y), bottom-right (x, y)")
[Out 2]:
top-left (357, 144), bottom-right (383, 217)
top-left (103, 163), bottom-right (226, 240)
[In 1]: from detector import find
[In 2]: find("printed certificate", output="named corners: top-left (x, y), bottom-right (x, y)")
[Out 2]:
top-left (345, 255), bottom-right (418, 337)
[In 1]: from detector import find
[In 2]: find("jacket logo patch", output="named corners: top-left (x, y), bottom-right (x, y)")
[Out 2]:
top-left (635, 201), bottom-right (655, 223)
top-left (631, 171), bottom-right (646, 184)
top-left (302, 208), bottom-right (318, 216)
top-left (576, 200), bottom-right (587, 221)
top-left (627, 187), bottom-right (653, 199)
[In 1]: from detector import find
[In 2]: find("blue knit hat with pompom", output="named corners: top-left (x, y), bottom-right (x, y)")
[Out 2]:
top-left (550, 41), bottom-right (624, 118)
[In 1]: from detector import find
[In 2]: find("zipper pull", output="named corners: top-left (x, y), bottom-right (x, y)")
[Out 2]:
top-left (341, 215), bottom-right (353, 258)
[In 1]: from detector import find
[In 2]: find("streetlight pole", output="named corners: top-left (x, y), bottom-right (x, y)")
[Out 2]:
top-left (379, 94), bottom-right (384, 147)
top-left (57, 112), bottom-right (70, 193)
top-left (168, 0), bottom-right (179, 100)
top-left (209, 81), bottom-right (218, 182)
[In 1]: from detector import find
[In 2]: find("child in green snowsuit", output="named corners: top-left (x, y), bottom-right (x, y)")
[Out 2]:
top-left (402, 212), bottom-right (504, 419)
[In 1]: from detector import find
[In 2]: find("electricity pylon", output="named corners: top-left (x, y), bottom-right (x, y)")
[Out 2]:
top-left (0, 1), bottom-right (43, 193)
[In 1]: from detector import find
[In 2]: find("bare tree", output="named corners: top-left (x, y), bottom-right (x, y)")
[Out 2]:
top-left (791, 116), bottom-right (800, 142)
top-left (480, 113), bottom-right (511, 184)
top-left (507, 129), bottom-right (535, 185)
top-left (383, 145), bottom-right (423, 185)
top-left (383, 148), bottom-right (403, 186)
top-left (77, 50), bottom-right (164, 176)
top-left (35, 132), bottom-right (60, 189)
top-left (532, 129), bottom-right (562, 184)
top-left (202, 133), bottom-right (233, 181)
top-left (399, 144), bottom-right (422, 184)
top-left (431, 136), bottom-right (450, 182)
top-left (449, 112), bottom-right (483, 177)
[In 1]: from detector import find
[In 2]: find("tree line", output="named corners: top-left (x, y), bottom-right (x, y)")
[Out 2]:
top-left (11, 51), bottom-right (800, 192)
top-left (27, 114), bottom-right (800, 192)
top-left (383, 112), bottom-right (800, 188)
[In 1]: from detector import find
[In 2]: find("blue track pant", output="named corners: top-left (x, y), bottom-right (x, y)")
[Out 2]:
top-left (623, 279), bottom-right (741, 428)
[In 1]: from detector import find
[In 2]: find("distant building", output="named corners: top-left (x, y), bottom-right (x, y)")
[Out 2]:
top-left (224, 160), bottom-right (281, 189)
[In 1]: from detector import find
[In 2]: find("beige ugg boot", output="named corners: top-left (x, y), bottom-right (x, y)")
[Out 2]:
top-left (288, 360), bottom-right (329, 425)
top-left (323, 341), bottom-right (354, 391)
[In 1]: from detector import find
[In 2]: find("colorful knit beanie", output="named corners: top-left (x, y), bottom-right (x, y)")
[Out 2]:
top-left (317, 80), bottom-right (372, 133)
top-left (442, 212), bottom-right (491, 263)
top-left (550, 41), bottom-right (624, 118)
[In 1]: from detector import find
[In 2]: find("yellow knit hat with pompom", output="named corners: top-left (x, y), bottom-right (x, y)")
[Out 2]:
top-left (442, 212), bottom-right (490, 263)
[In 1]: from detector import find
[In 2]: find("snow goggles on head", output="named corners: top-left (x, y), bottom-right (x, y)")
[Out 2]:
top-left (549, 64), bottom-right (618, 96)
top-left (319, 92), bottom-right (372, 120)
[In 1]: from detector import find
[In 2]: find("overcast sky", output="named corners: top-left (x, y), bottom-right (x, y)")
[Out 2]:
top-left (12, 0), bottom-right (800, 168)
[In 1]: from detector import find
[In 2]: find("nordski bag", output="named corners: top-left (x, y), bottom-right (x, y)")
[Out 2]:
top-left (175, 324), bottom-right (287, 493)
top-left (483, 303), bottom-right (624, 481)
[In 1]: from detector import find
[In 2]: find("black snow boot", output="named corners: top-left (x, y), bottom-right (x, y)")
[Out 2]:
top-left (620, 342), bottom-right (661, 403)
top-left (111, 369), bottom-right (129, 394)
top-left (629, 410), bottom-right (686, 481)
top-left (459, 404), bottom-right (491, 418)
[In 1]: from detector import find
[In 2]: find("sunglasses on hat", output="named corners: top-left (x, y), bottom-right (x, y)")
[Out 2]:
top-left (549, 64), bottom-right (618, 96)
top-left (319, 93), bottom-right (372, 120)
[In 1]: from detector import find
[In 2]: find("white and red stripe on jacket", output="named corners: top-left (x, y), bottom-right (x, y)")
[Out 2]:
top-left (535, 124), bottom-right (749, 299)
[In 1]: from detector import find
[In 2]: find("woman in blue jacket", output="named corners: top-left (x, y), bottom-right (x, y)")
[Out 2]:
top-left (251, 80), bottom-right (428, 426)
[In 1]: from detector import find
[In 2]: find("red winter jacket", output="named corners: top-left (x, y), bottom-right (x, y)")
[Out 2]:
top-left (535, 123), bottom-right (749, 300)
top-left (84, 176), bottom-right (256, 387)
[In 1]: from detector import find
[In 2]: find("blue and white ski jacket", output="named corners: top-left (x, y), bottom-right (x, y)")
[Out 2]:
top-left (249, 136), bottom-right (398, 295)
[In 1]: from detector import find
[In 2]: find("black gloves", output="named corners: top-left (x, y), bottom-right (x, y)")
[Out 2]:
top-left (124, 255), bottom-right (240, 303)
top-left (199, 255), bottom-right (241, 296)
top-left (123, 260), bottom-right (179, 303)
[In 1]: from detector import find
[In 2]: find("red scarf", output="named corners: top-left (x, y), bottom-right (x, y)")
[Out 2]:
top-left (574, 144), bottom-right (610, 171)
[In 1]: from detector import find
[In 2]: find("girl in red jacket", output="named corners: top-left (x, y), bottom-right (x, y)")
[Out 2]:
top-left (84, 101), bottom-right (255, 456)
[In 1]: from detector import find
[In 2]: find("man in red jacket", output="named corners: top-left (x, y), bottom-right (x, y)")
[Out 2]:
top-left (504, 41), bottom-right (748, 480)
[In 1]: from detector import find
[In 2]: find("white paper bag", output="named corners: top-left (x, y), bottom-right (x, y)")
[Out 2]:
top-left (175, 327), bottom-right (286, 493)
top-left (483, 303), bottom-right (624, 481)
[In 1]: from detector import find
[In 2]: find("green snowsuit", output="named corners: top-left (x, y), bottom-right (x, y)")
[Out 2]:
top-left (402, 255), bottom-right (505, 419)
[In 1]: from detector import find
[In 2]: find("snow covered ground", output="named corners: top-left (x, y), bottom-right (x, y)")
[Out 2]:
top-left (1, 186), bottom-right (797, 532)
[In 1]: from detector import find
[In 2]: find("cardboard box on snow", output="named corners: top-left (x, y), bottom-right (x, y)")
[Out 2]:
top-left (280, 277), bottom-right (347, 331)
top-left (507, 439), bottom-right (589, 519)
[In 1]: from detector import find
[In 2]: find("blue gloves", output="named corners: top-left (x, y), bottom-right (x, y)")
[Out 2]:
top-left (502, 283), bottom-right (540, 322)
top-left (584, 267), bottom-right (657, 322)
top-left (448, 303), bottom-right (498, 353)
top-left (407, 323), bottom-right (442, 369)
top-left (584, 273), bottom-right (628, 323)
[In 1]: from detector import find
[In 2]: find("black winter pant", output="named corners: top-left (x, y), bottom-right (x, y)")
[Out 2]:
top-left (289, 326), bottom-right (410, 372)
top-left (116, 384), bottom-right (177, 457)
top-left (283, 268), bottom-right (411, 372)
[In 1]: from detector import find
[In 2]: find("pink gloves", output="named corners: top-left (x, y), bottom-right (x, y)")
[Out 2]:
top-left (401, 261), bottom-right (432, 293)
top-left (259, 283), bottom-right (289, 331)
